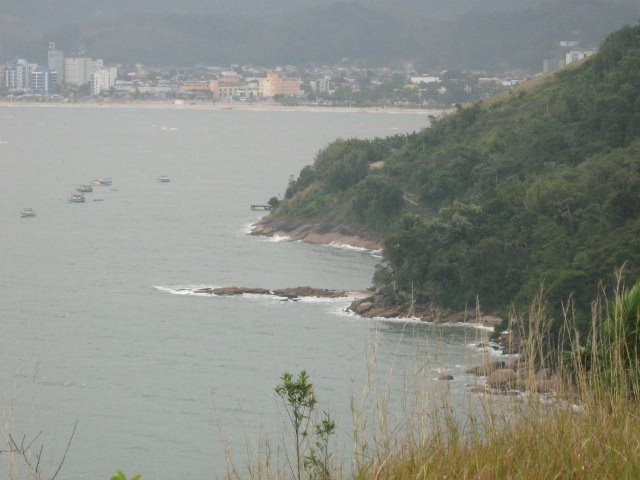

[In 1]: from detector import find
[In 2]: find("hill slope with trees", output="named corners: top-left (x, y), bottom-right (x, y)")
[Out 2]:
top-left (263, 23), bottom-right (640, 330)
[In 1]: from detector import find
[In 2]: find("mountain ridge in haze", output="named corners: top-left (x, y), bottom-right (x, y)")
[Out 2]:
top-left (1, 0), bottom-right (637, 70)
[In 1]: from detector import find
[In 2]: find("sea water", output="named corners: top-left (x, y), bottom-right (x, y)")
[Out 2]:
top-left (0, 106), bottom-right (493, 479)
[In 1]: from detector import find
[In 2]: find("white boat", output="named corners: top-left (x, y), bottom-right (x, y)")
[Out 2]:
top-left (156, 175), bottom-right (170, 182)
top-left (76, 184), bottom-right (93, 192)
top-left (20, 208), bottom-right (36, 217)
top-left (68, 193), bottom-right (85, 203)
top-left (91, 177), bottom-right (112, 186)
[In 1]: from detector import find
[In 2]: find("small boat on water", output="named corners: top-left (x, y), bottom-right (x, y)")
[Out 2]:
top-left (20, 208), bottom-right (36, 217)
top-left (68, 193), bottom-right (85, 203)
top-left (156, 175), bottom-right (170, 182)
top-left (91, 177), bottom-right (112, 186)
top-left (76, 184), bottom-right (93, 192)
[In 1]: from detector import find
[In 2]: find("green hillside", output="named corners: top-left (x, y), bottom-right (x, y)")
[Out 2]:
top-left (267, 23), bottom-right (640, 330)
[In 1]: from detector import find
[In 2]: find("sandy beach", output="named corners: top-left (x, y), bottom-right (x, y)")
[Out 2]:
top-left (0, 98), bottom-right (450, 115)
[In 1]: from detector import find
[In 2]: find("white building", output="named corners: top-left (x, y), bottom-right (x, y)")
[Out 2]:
top-left (91, 66), bottom-right (118, 95)
top-left (309, 77), bottom-right (330, 93)
top-left (64, 57), bottom-right (104, 86)
top-left (410, 76), bottom-right (441, 85)
top-left (566, 49), bottom-right (597, 65)
top-left (4, 59), bottom-right (35, 91)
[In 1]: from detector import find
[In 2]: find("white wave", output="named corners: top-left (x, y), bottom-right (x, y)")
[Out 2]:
top-left (371, 315), bottom-right (426, 325)
top-left (338, 311), bottom-right (498, 331)
top-left (160, 125), bottom-right (179, 131)
top-left (467, 342), bottom-right (505, 357)
top-left (0, 140), bottom-right (8, 144)
top-left (154, 285), bottom-right (358, 305)
top-left (446, 322), bottom-right (495, 331)
top-left (329, 305), bottom-right (359, 318)
top-left (269, 234), bottom-right (291, 242)
top-left (325, 242), bottom-right (369, 252)
top-left (295, 296), bottom-right (352, 304)
top-left (240, 223), bottom-right (256, 235)
top-left (324, 243), bottom-right (383, 258)
top-left (152, 285), bottom-right (221, 296)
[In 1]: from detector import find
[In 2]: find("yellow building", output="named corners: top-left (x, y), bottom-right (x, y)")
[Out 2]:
top-left (261, 72), bottom-right (302, 97)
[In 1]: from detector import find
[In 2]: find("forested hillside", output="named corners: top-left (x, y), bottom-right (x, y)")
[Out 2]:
top-left (267, 24), bottom-right (640, 329)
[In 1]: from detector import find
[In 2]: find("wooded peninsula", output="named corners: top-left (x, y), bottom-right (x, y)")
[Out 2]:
top-left (260, 24), bottom-right (640, 338)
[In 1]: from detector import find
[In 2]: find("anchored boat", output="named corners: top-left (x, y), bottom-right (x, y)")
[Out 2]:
top-left (91, 177), bottom-right (112, 186)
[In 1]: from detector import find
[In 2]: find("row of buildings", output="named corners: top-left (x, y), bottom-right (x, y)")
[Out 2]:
top-left (2, 41), bottom-right (529, 106)
top-left (3, 43), bottom-right (303, 100)
top-left (181, 71), bottom-right (302, 99)
top-left (3, 42), bottom-right (118, 95)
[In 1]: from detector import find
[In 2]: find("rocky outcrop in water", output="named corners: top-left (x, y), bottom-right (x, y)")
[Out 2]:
top-left (193, 286), bottom-right (351, 299)
top-left (466, 357), bottom-right (566, 396)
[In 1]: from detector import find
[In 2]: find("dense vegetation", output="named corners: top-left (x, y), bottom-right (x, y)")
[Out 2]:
top-left (1, 1), bottom-right (637, 70)
top-left (272, 23), bottom-right (640, 331)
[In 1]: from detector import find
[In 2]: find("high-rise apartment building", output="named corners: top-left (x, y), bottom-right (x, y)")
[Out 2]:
top-left (91, 66), bottom-right (118, 95)
top-left (30, 66), bottom-right (57, 94)
top-left (64, 57), bottom-right (104, 86)
top-left (4, 59), bottom-right (35, 91)
top-left (47, 41), bottom-right (64, 82)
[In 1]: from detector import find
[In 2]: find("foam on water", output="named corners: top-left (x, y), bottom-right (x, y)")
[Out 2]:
top-left (330, 311), bottom-right (499, 331)
top-left (240, 223), bottom-right (256, 235)
top-left (154, 285), bottom-right (361, 306)
top-left (325, 242), bottom-right (369, 252)
top-left (269, 234), bottom-right (291, 242)
top-left (467, 341), bottom-right (506, 357)
top-left (152, 285), bottom-right (222, 296)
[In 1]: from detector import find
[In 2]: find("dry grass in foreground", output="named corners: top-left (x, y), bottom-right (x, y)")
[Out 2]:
top-left (353, 280), bottom-right (640, 480)
top-left (354, 398), bottom-right (640, 480)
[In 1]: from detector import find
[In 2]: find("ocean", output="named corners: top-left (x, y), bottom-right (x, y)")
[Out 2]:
top-left (0, 105), bottom-right (492, 479)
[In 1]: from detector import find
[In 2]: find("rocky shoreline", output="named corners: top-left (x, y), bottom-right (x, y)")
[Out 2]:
top-left (246, 217), bottom-right (555, 396)
top-left (249, 216), bottom-right (504, 329)
top-left (349, 295), bottom-right (503, 327)
top-left (250, 217), bottom-right (383, 250)
top-left (463, 357), bottom-right (565, 396)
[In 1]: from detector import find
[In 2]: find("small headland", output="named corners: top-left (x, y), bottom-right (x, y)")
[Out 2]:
top-left (250, 216), bottom-right (382, 250)
top-left (349, 294), bottom-right (503, 327)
